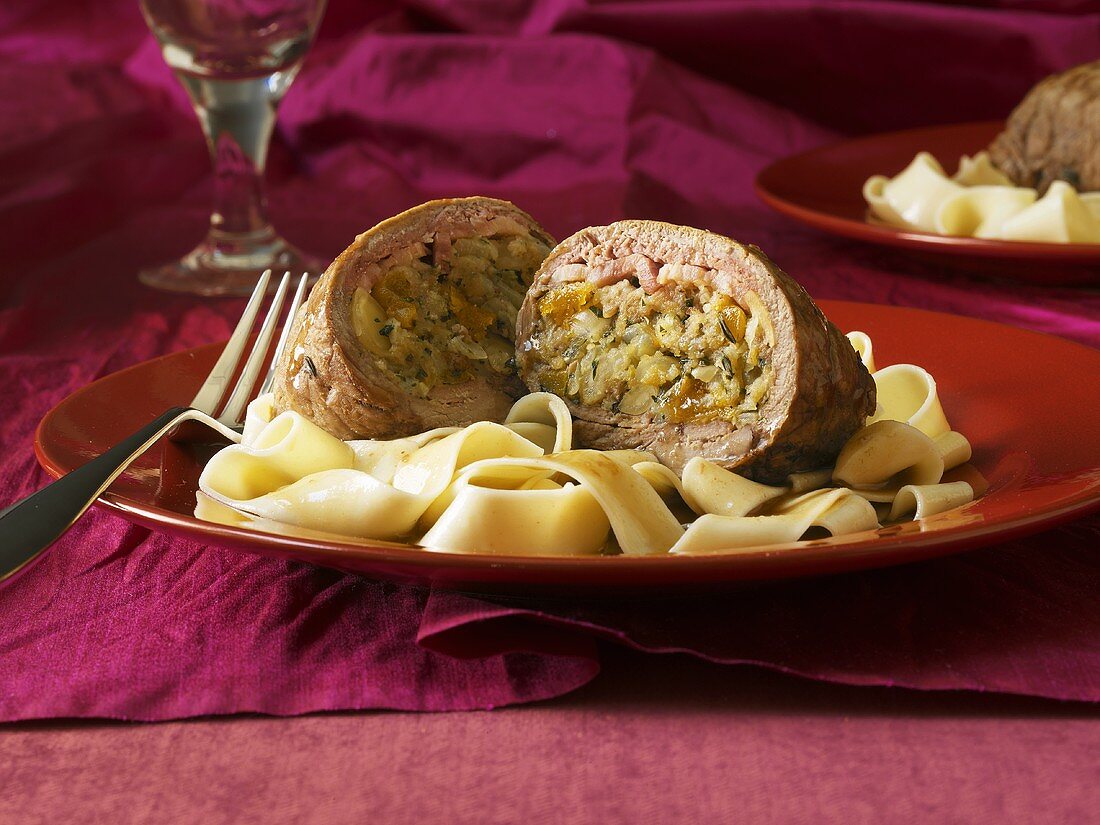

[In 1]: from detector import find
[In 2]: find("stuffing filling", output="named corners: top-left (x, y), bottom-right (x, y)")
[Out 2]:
top-left (351, 233), bottom-right (550, 396)
top-left (526, 278), bottom-right (774, 424)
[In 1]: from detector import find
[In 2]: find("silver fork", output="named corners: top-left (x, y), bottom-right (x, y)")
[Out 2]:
top-left (0, 270), bottom-right (310, 585)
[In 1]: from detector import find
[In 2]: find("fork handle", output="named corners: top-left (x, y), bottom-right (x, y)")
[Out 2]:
top-left (0, 406), bottom-right (196, 585)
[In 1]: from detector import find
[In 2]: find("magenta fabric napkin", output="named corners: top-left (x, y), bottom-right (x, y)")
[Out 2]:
top-left (2, 0), bottom-right (1099, 720)
top-left (420, 535), bottom-right (1100, 700)
top-left (0, 509), bottom-right (598, 720)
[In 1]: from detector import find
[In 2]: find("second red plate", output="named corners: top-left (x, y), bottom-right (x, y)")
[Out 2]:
top-left (755, 121), bottom-right (1100, 285)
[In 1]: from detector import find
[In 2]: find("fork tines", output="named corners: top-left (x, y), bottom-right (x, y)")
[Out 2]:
top-left (189, 270), bottom-right (310, 429)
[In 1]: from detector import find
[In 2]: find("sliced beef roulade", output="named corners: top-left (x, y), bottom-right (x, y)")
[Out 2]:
top-left (514, 220), bottom-right (876, 482)
top-left (272, 197), bottom-right (554, 439)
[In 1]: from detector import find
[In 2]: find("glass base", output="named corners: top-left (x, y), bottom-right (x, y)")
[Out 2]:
top-left (139, 232), bottom-right (326, 297)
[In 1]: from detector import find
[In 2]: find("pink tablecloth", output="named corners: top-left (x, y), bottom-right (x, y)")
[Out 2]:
top-left (2, 650), bottom-right (1097, 824)
top-left (2, 0), bottom-right (1100, 726)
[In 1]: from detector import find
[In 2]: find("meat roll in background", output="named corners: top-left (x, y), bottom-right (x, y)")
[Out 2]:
top-left (988, 60), bottom-right (1100, 194)
top-left (515, 220), bottom-right (877, 482)
top-left (273, 197), bottom-right (554, 439)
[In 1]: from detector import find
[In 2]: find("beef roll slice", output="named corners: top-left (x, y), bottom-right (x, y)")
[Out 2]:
top-left (515, 221), bottom-right (876, 482)
top-left (273, 197), bottom-right (554, 439)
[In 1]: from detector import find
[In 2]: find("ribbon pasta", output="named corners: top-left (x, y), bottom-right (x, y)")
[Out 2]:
top-left (197, 336), bottom-right (977, 556)
top-left (863, 151), bottom-right (1100, 243)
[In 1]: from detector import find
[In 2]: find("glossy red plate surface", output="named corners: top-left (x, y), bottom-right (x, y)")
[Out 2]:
top-left (35, 301), bottom-right (1100, 593)
top-left (755, 121), bottom-right (1100, 284)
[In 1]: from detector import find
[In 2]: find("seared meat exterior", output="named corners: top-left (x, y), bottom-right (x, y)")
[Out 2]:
top-left (272, 197), bottom-right (554, 439)
top-left (988, 61), bottom-right (1100, 194)
top-left (515, 221), bottom-right (876, 482)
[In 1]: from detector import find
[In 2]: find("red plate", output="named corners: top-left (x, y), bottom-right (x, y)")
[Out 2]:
top-left (755, 121), bottom-right (1100, 285)
top-left (34, 301), bottom-right (1100, 593)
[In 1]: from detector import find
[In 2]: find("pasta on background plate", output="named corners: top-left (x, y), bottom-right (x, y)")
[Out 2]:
top-left (863, 151), bottom-right (1100, 243)
top-left (196, 333), bottom-right (978, 557)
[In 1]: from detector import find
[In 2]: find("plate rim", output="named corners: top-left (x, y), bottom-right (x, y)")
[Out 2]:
top-left (32, 299), bottom-right (1100, 585)
top-left (754, 119), bottom-right (1100, 263)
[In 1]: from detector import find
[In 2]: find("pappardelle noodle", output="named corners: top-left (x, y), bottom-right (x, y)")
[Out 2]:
top-left (195, 332), bottom-right (977, 556)
top-left (863, 151), bottom-right (1100, 244)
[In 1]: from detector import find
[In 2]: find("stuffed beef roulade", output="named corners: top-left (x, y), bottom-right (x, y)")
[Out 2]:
top-left (514, 221), bottom-right (876, 482)
top-left (273, 197), bottom-right (554, 439)
top-left (988, 60), bottom-right (1100, 194)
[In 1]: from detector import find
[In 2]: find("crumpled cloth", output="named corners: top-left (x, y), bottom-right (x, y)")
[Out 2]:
top-left (1, 0), bottom-right (1098, 720)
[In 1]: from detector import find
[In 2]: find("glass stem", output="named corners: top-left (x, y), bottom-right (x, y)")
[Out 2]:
top-left (175, 70), bottom-right (298, 247)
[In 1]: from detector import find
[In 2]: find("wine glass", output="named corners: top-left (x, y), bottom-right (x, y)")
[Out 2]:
top-left (138, 0), bottom-right (328, 296)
